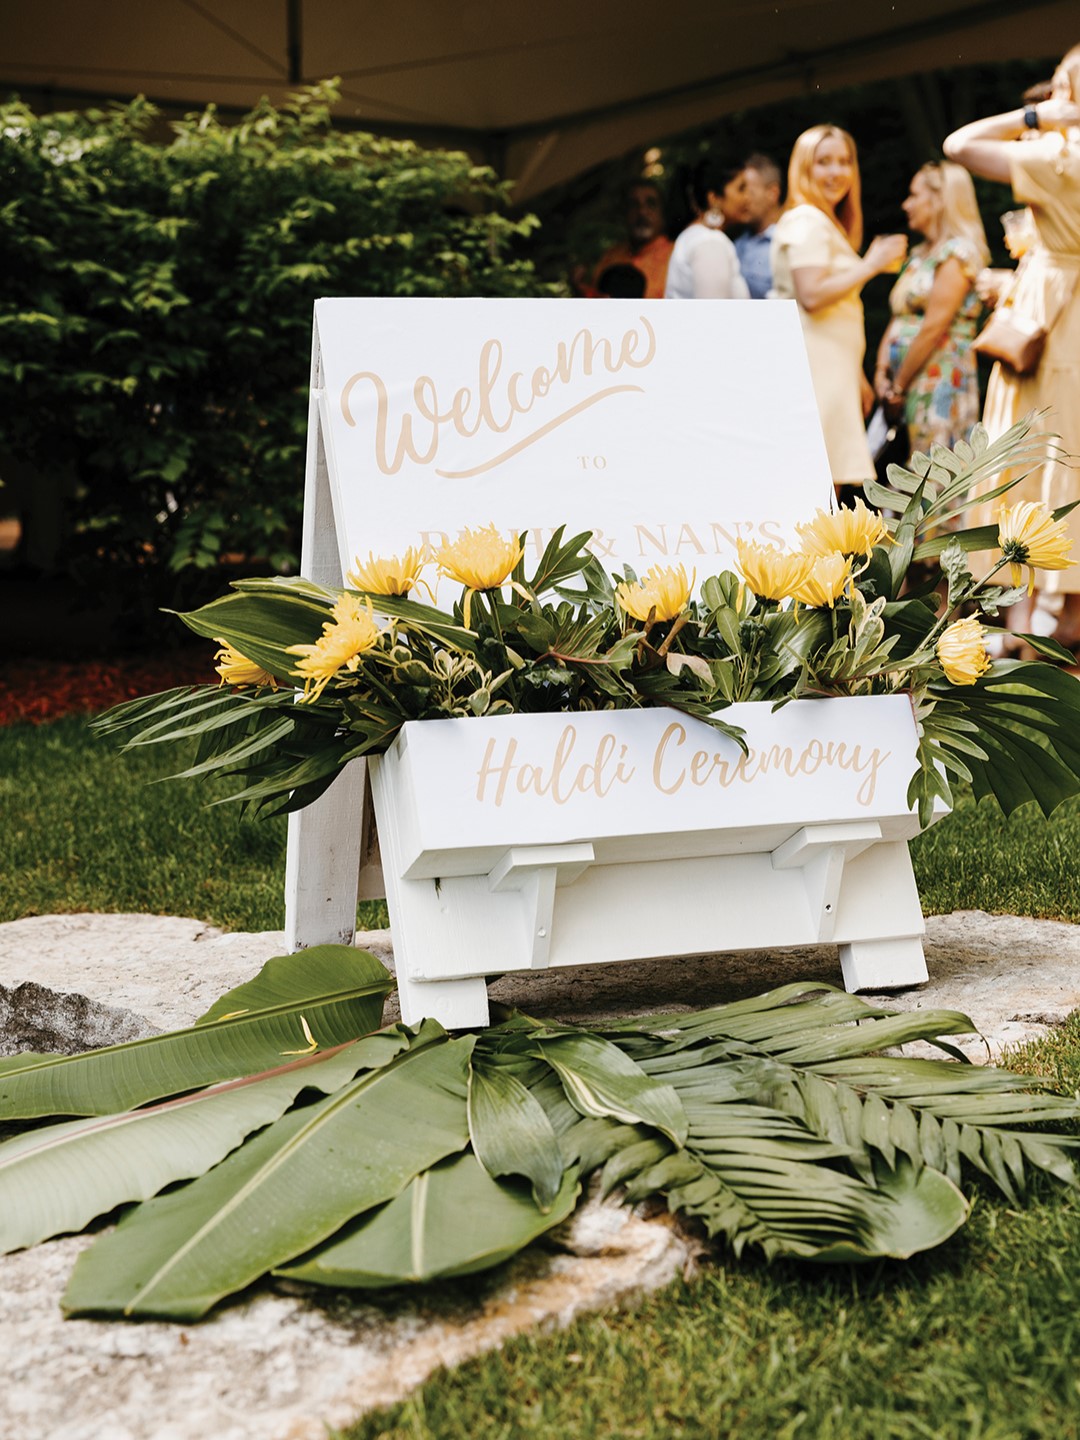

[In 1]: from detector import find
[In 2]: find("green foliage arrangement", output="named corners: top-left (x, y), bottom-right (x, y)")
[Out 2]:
top-left (95, 418), bottom-right (1080, 828)
top-left (1, 947), bottom-right (1077, 1320)
top-left (0, 82), bottom-right (549, 595)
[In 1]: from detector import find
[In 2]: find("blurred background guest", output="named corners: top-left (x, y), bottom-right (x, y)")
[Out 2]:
top-left (771, 124), bottom-right (908, 493)
top-left (735, 153), bottom-right (783, 298)
top-left (874, 162), bottom-right (989, 459)
top-left (580, 180), bottom-right (674, 299)
top-left (664, 156), bottom-right (751, 299)
top-left (595, 263), bottom-right (648, 299)
top-left (945, 42), bottom-right (1080, 646)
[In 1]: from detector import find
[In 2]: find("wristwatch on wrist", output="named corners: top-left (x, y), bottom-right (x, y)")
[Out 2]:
top-left (1023, 104), bottom-right (1040, 131)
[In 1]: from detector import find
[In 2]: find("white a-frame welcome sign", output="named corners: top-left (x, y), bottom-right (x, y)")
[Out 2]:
top-left (285, 298), bottom-right (933, 1027)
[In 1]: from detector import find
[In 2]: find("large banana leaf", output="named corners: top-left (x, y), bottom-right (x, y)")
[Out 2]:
top-left (0, 947), bottom-right (392, 1120)
top-left (277, 1151), bottom-right (581, 1288)
top-left (62, 1027), bottom-right (473, 1320)
top-left (195, 946), bottom-right (390, 1025)
top-left (0, 1032), bottom-right (408, 1254)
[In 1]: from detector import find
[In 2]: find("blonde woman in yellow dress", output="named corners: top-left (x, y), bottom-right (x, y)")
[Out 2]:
top-left (945, 44), bottom-right (1080, 647)
top-left (771, 125), bottom-right (908, 495)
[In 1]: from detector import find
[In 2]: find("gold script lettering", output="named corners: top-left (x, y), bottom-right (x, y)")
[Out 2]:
top-left (340, 318), bottom-right (657, 479)
top-left (650, 732), bottom-right (892, 807)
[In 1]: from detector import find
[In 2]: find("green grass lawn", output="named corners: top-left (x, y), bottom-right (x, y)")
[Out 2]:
top-left (0, 716), bottom-right (387, 931)
top-left (4, 716), bottom-right (1080, 1440)
top-left (340, 1189), bottom-right (1080, 1440)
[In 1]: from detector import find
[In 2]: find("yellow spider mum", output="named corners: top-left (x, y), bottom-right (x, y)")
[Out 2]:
top-left (796, 498), bottom-right (891, 559)
top-left (936, 616), bottom-right (992, 686)
top-left (997, 501), bottom-right (1074, 594)
top-left (286, 594), bottom-right (382, 701)
top-left (793, 553), bottom-right (853, 609)
top-left (735, 539), bottom-right (813, 602)
top-left (347, 546), bottom-right (427, 597)
top-left (214, 640), bottom-right (278, 690)
top-left (437, 525), bottom-right (524, 591)
top-left (616, 564), bottom-right (694, 623)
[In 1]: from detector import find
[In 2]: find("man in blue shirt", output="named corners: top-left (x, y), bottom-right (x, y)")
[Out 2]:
top-left (734, 154), bottom-right (783, 299)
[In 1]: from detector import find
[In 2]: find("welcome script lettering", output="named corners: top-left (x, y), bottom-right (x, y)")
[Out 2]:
top-left (338, 319), bottom-right (657, 479)
top-left (475, 721), bottom-right (892, 810)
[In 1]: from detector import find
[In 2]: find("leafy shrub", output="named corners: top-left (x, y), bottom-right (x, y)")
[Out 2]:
top-left (0, 82), bottom-right (552, 619)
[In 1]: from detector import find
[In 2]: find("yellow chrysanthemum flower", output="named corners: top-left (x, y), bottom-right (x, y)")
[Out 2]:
top-left (437, 525), bottom-right (524, 591)
top-left (793, 553), bottom-right (853, 609)
top-left (796, 498), bottom-right (891, 559)
top-left (735, 539), bottom-right (813, 602)
top-left (616, 564), bottom-right (694, 623)
top-left (936, 616), bottom-right (991, 686)
top-left (214, 640), bottom-right (278, 690)
top-left (997, 501), bottom-right (1074, 594)
top-left (286, 595), bottom-right (382, 701)
top-left (347, 546), bottom-right (426, 597)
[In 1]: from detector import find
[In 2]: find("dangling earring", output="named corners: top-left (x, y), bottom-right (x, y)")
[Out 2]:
top-left (703, 208), bottom-right (725, 229)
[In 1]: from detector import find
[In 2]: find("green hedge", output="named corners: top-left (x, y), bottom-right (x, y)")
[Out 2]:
top-left (0, 82), bottom-right (552, 604)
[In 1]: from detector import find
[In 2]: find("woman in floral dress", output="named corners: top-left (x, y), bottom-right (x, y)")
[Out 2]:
top-left (874, 161), bottom-right (989, 458)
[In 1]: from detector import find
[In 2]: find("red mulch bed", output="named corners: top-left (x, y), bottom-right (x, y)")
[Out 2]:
top-left (0, 646), bottom-right (218, 726)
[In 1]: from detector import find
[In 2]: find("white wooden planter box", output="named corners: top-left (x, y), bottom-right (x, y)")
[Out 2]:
top-left (364, 696), bottom-right (933, 1028)
top-left (283, 298), bottom-right (938, 1029)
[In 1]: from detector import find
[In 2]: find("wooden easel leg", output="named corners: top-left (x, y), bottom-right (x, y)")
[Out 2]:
top-left (285, 758), bottom-right (367, 951)
top-left (838, 936), bottom-right (928, 992)
top-left (395, 973), bottom-right (490, 1029)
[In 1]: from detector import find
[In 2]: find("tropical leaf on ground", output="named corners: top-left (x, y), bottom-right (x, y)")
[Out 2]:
top-left (584, 1081), bottom-right (969, 1261)
top-left (467, 1056), bottom-right (565, 1209)
top-left (527, 1033), bottom-right (688, 1145)
top-left (0, 1053), bottom-right (59, 1074)
top-left (195, 946), bottom-right (390, 1025)
top-left (611, 998), bottom-right (1080, 1206)
top-left (0, 1032), bottom-right (408, 1254)
top-left (63, 1026), bottom-right (472, 1320)
top-left (795, 1056), bottom-right (1080, 1198)
top-left (277, 1151), bottom-right (581, 1289)
top-left (601, 981), bottom-right (973, 1062)
top-left (0, 947), bottom-right (392, 1120)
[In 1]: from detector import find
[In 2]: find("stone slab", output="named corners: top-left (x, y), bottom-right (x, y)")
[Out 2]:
top-left (1, 907), bottom-right (1078, 1440)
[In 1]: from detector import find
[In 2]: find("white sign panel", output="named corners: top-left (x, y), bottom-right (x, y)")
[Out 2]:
top-left (313, 297), bottom-right (832, 579)
top-left (388, 697), bottom-right (919, 878)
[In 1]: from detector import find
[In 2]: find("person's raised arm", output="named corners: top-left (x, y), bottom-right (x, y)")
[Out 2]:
top-left (944, 95), bottom-right (1080, 181)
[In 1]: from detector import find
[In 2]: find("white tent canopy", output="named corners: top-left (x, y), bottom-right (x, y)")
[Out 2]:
top-left (0, 1), bottom-right (1073, 200)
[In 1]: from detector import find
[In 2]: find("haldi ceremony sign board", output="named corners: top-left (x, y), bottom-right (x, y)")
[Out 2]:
top-left (311, 297), bottom-right (833, 576)
top-left (389, 698), bottom-right (918, 880)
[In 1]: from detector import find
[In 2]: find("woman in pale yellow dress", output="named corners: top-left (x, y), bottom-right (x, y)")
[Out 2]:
top-left (945, 44), bottom-right (1080, 645)
top-left (771, 125), bottom-right (908, 495)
